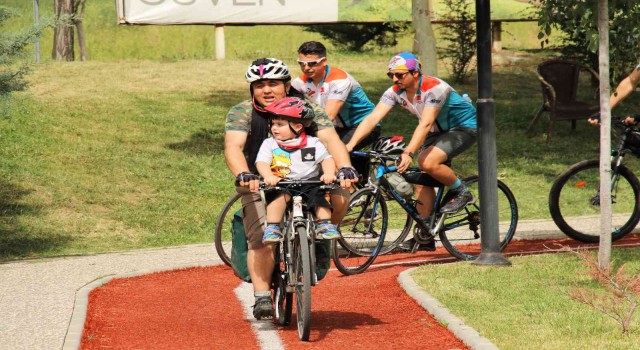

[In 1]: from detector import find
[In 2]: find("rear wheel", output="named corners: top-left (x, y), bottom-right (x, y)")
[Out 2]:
top-left (214, 192), bottom-right (242, 267)
top-left (549, 160), bottom-right (640, 243)
top-left (294, 226), bottom-right (312, 341)
top-left (333, 187), bottom-right (387, 275)
top-left (439, 176), bottom-right (518, 260)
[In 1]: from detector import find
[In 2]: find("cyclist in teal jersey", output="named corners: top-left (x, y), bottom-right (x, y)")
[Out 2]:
top-left (346, 52), bottom-right (478, 251)
top-left (292, 41), bottom-right (379, 179)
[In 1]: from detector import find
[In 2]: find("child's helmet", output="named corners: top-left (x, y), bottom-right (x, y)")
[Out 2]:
top-left (372, 136), bottom-right (406, 154)
top-left (264, 97), bottom-right (315, 127)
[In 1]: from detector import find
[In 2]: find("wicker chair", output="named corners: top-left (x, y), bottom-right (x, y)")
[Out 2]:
top-left (528, 59), bottom-right (600, 142)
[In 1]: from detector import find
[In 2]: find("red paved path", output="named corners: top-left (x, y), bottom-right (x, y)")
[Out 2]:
top-left (80, 234), bottom-right (640, 350)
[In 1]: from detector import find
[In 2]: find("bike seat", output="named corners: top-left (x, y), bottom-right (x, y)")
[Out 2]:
top-left (402, 168), bottom-right (445, 187)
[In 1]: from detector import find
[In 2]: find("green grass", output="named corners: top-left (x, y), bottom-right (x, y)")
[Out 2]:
top-left (1, 1), bottom-right (639, 261)
top-left (412, 248), bottom-right (640, 349)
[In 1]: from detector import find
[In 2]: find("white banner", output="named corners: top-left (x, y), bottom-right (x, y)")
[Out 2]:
top-left (118, 0), bottom-right (340, 24)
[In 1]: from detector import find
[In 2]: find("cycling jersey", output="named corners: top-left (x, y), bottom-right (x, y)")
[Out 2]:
top-left (379, 75), bottom-right (477, 132)
top-left (291, 65), bottom-right (374, 129)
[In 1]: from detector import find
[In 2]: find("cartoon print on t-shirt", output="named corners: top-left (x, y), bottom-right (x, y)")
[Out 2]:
top-left (271, 148), bottom-right (292, 178)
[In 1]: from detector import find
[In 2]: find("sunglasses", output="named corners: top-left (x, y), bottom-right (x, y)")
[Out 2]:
top-left (297, 57), bottom-right (326, 68)
top-left (387, 71), bottom-right (410, 80)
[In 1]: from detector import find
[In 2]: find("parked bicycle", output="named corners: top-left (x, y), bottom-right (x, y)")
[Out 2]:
top-left (549, 118), bottom-right (640, 243)
top-left (332, 149), bottom-right (519, 275)
top-left (214, 180), bottom-right (338, 341)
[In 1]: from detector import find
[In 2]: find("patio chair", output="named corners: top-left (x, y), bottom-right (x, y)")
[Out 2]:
top-left (527, 59), bottom-right (600, 142)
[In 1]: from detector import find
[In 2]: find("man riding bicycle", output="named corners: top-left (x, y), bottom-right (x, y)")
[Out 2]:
top-left (224, 58), bottom-right (357, 319)
top-left (345, 52), bottom-right (478, 251)
top-left (292, 41), bottom-right (379, 180)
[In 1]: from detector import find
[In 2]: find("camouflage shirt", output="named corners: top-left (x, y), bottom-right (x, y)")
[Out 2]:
top-left (225, 99), bottom-right (334, 133)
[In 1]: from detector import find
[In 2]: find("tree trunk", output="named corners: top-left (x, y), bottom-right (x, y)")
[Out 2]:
top-left (74, 0), bottom-right (87, 61)
top-left (412, 0), bottom-right (437, 76)
top-left (52, 0), bottom-right (74, 61)
top-left (597, 0), bottom-right (612, 269)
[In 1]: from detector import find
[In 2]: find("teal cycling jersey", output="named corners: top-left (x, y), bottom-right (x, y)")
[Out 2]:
top-left (291, 65), bottom-right (375, 128)
top-left (379, 75), bottom-right (477, 132)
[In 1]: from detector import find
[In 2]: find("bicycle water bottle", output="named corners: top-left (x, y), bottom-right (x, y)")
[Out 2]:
top-left (293, 196), bottom-right (303, 217)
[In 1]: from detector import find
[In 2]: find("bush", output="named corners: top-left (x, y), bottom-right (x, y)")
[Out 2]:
top-left (438, 0), bottom-right (476, 84)
top-left (303, 22), bottom-right (409, 52)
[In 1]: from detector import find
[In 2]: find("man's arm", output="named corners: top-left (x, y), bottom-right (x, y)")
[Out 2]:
top-left (610, 66), bottom-right (640, 109)
top-left (323, 99), bottom-right (346, 121)
top-left (316, 128), bottom-right (350, 168)
top-left (345, 102), bottom-right (392, 151)
top-left (225, 130), bottom-right (260, 191)
top-left (397, 107), bottom-right (438, 173)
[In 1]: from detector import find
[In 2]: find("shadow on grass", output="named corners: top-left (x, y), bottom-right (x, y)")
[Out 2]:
top-left (167, 89), bottom-right (244, 156)
top-left (0, 180), bottom-right (72, 261)
top-left (167, 128), bottom-right (224, 156)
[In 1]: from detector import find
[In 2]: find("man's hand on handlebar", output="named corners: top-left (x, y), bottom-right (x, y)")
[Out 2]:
top-left (336, 166), bottom-right (359, 189)
top-left (587, 112), bottom-right (639, 126)
top-left (395, 153), bottom-right (412, 173)
top-left (235, 171), bottom-right (260, 192)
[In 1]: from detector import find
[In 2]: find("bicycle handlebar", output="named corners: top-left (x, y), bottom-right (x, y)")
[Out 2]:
top-left (259, 180), bottom-right (340, 192)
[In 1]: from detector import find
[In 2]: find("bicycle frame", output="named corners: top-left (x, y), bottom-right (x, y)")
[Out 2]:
top-left (354, 151), bottom-right (466, 239)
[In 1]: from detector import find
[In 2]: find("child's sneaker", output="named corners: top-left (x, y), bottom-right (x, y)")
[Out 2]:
top-left (316, 221), bottom-right (340, 240)
top-left (262, 224), bottom-right (283, 244)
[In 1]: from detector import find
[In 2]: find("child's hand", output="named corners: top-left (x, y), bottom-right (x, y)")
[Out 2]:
top-left (321, 173), bottom-right (336, 184)
top-left (263, 175), bottom-right (281, 186)
top-left (624, 116), bottom-right (637, 125)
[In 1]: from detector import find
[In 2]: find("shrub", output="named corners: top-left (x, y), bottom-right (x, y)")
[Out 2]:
top-left (303, 22), bottom-right (409, 52)
top-left (438, 0), bottom-right (476, 84)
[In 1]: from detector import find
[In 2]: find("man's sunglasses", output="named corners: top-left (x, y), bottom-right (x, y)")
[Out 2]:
top-left (387, 71), bottom-right (410, 80)
top-left (297, 57), bottom-right (326, 68)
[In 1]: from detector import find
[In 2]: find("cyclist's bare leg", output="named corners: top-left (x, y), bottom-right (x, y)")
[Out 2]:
top-left (247, 245), bottom-right (276, 292)
top-left (415, 185), bottom-right (435, 217)
top-left (417, 146), bottom-right (457, 186)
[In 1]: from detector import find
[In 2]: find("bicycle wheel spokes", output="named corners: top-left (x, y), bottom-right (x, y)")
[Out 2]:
top-left (294, 226), bottom-right (312, 341)
top-left (439, 177), bottom-right (518, 260)
top-left (550, 160), bottom-right (640, 242)
top-left (333, 187), bottom-right (387, 275)
top-left (214, 192), bottom-right (242, 267)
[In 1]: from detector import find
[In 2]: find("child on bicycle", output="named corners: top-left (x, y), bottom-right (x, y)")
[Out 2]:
top-left (255, 97), bottom-right (340, 243)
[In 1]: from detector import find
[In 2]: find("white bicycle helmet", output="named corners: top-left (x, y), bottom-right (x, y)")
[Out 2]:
top-left (372, 136), bottom-right (406, 154)
top-left (245, 58), bottom-right (291, 84)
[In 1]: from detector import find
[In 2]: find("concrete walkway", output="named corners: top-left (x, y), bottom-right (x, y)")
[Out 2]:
top-left (0, 220), bottom-right (567, 350)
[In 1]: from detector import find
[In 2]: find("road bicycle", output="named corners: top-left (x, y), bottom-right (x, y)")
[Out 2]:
top-left (549, 118), bottom-right (640, 243)
top-left (214, 180), bottom-right (338, 341)
top-left (332, 150), bottom-right (519, 275)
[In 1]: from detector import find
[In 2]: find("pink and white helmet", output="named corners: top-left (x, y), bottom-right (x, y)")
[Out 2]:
top-left (245, 58), bottom-right (291, 83)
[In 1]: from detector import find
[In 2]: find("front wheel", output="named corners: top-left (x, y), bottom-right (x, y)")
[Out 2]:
top-left (439, 176), bottom-right (518, 260)
top-left (294, 226), bottom-right (312, 341)
top-left (333, 187), bottom-right (387, 275)
top-left (549, 160), bottom-right (640, 243)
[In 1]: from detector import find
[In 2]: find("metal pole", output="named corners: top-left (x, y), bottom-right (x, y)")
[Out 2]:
top-left (33, 0), bottom-right (41, 63)
top-left (472, 0), bottom-right (510, 266)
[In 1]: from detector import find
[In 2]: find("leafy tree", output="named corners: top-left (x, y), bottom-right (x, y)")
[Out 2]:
top-left (52, 0), bottom-right (87, 61)
top-left (537, 0), bottom-right (640, 85)
top-left (303, 22), bottom-right (409, 52)
top-left (438, 0), bottom-right (476, 84)
top-left (0, 6), bottom-right (48, 114)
